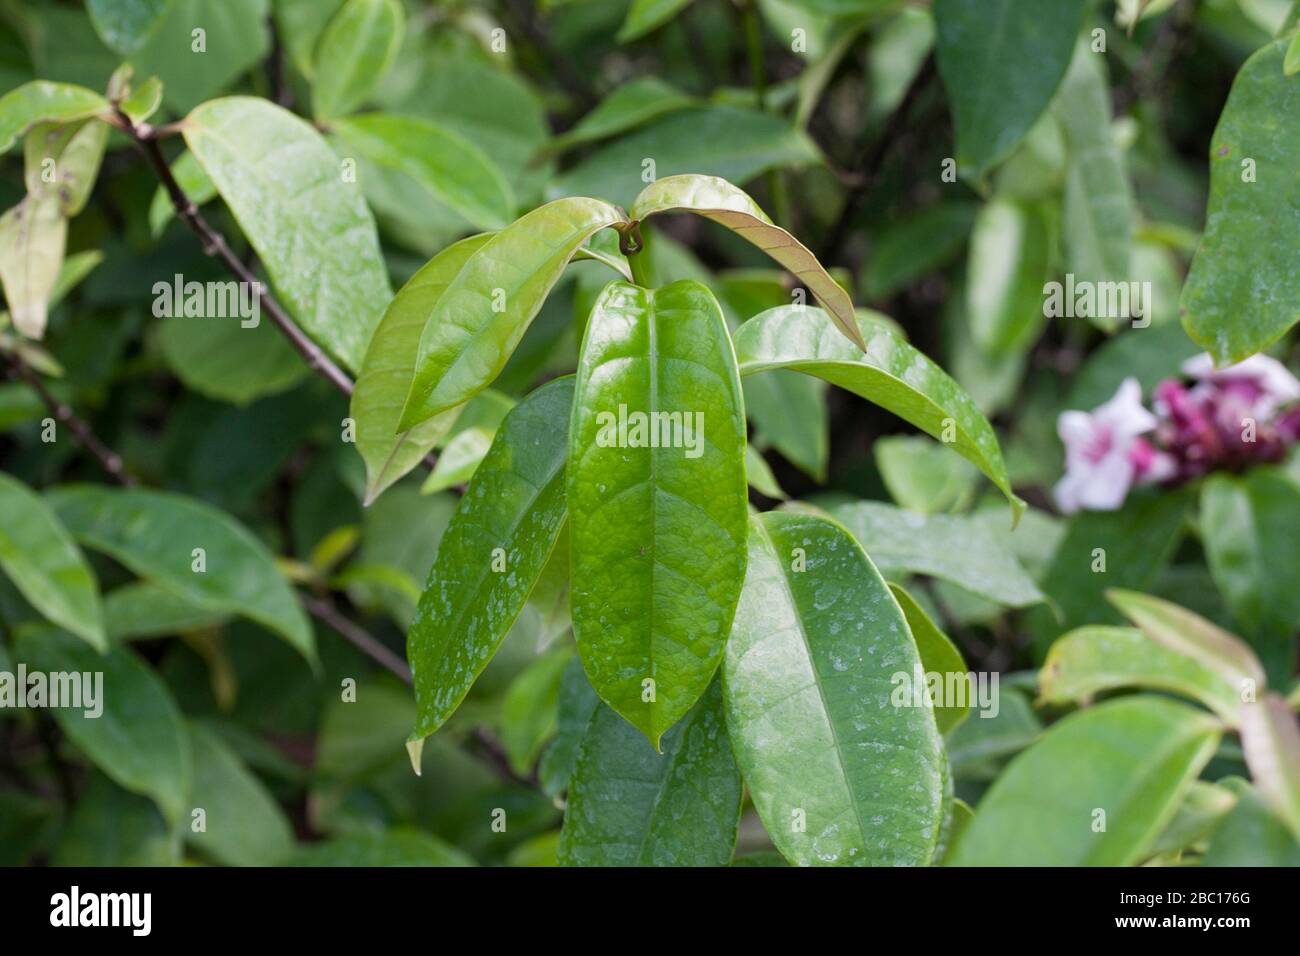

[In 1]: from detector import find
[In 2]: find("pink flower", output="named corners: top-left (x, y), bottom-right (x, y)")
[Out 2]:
top-left (1054, 378), bottom-right (1175, 514)
top-left (1182, 353), bottom-right (1300, 420)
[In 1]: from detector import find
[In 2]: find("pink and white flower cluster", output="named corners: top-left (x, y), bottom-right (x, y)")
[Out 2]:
top-left (1054, 354), bottom-right (1300, 514)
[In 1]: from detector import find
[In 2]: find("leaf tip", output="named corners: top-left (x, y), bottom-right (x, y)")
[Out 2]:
top-left (405, 736), bottom-right (425, 776)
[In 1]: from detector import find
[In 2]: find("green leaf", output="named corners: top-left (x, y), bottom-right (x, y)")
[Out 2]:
top-left (311, 0), bottom-right (403, 121)
top-left (724, 511), bottom-right (948, 866)
top-left (889, 583), bottom-right (969, 734)
top-left (875, 434), bottom-right (977, 514)
top-left (539, 654), bottom-right (601, 798)
top-left (87, 0), bottom-right (173, 54)
top-left (183, 96), bottom-right (391, 373)
top-left (0, 473), bottom-right (104, 649)
top-left (499, 646), bottom-right (573, 776)
top-left (745, 444), bottom-right (788, 500)
top-left (333, 114), bottom-right (513, 231)
top-left (860, 202), bottom-right (977, 302)
top-left (287, 829), bottom-right (474, 866)
top-left (1286, 30), bottom-right (1300, 75)
top-left (1028, 488), bottom-right (1191, 649)
top-left (1040, 626), bottom-right (1243, 723)
top-left (274, 0), bottom-right (345, 77)
top-left (352, 234), bottom-right (491, 503)
top-left (184, 721), bottom-right (294, 866)
top-left (1052, 42), bottom-right (1135, 290)
top-left (159, 312), bottom-right (307, 406)
top-left (568, 280), bottom-right (748, 746)
top-left (15, 628), bottom-right (191, 825)
top-left (553, 106), bottom-right (820, 208)
top-left (829, 501), bottom-right (1043, 607)
top-left (127, 0), bottom-right (270, 114)
top-left (631, 174), bottom-right (865, 350)
top-left (0, 81), bottom-right (108, 155)
top-left (420, 427), bottom-right (493, 494)
top-left (541, 77), bottom-right (696, 156)
top-left (25, 119), bottom-right (109, 217)
top-left (948, 697), bottom-right (1221, 865)
top-left (0, 194), bottom-right (66, 338)
top-left (105, 581), bottom-right (230, 640)
top-left (1203, 780), bottom-right (1300, 865)
top-left (935, 0), bottom-right (1086, 178)
top-left (946, 685), bottom-right (1042, 777)
top-left (408, 378), bottom-right (573, 746)
top-left (119, 74), bottom-right (163, 124)
top-left (47, 485), bottom-right (316, 666)
top-left (617, 0), bottom-right (693, 42)
top-left (965, 197), bottom-right (1054, 355)
top-left (734, 306), bottom-right (1022, 513)
top-left (1151, 780), bottom-right (1237, 855)
top-left (1200, 468), bottom-right (1300, 684)
top-left (1182, 38), bottom-right (1300, 364)
top-left (1106, 589), bottom-right (1266, 696)
top-left (1239, 694), bottom-right (1300, 842)
top-left (934, 0), bottom-right (1087, 178)
top-left (399, 198), bottom-right (627, 428)
top-left (558, 679), bottom-right (741, 866)
top-left (51, 774), bottom-right (177, 866)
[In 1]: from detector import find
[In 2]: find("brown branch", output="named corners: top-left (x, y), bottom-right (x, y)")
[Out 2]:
top-left (110, 106), bottom-right (356, 397)
top-left (301, 594), bottom-right (412, 684)
top-left (5, 351), bottom-right (138, 486)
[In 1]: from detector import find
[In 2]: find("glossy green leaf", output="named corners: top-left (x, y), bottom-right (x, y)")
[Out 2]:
top-left (965, 197), bottom-right (1054, 355)
top-left (399, 198), bottom-right (627, 428)
top-left (875, 434), bottom-right (977, 514)
top-left (352, 234), bottom-right (491, 503)
top-left (631, 175), bottom-right (865, 349)
top-left (1200, 468), bottom-right (1300, 684)
top-left (15, 628), bottom-right (191, 824)
top-left (408, 378), bottom-right (573, 746)
top-left (288, 829), bottom-right (474, 866)
top-left (312, 0), bottom-right (403, 121)
top-left (1286, 30), bottom-right (1300, 74)
top-left (1052, 43), bottom-right (1134, 289)
top-left (949, 697), bottom-right (1221, 865)
top-left (553, 106), bottom-right (819, 208)
top-left (1106, 589), bottom-right (1266, 696)
top-left (499, 647), bottom-right (573, 776)
top-left (1239, 693), bottom-right (1300, 841)
top-left (558, 679), bottom-right (741, 866)
top-left (0, 81), bottom-right (108, 154)
top-left (735, 306), bottom-right (1021, 513)
top-left (829, 501), bottom-right (1043, 607)
top-left (617, 0), bottom-right (693, 42)
top-left (274, 0), bottom-right (345, 77)
top-left (119, 74), bottom-right (163, 124)
top-left (542, 77), bottom-right (696, 156)
top-left (333, 113), bottom-right (513, 231)
top-left (568, 280), bottom-right (748, 746)
top-left (0, 473), bottom-right (104, 649)
top-left (1182, 39), bottom-right (1300, 364)
top-left (934, 0), bottom-right (1087, 178)
top-left (47, 485), bottom-right (315, 666)
top-left (87, 0), bottom-right (172, 54)
top-left (1040, 626), bottom-right (1242, 722)
top-left (1151, 780), bottom-right (1237, 855)
top-left (724, 511), bottom-right (948, 866)
top-left (184, 721), bottom-right (294, 866)
top-left (890, 583), bottom-right (969, 733)
top-left (183, 96), bottom-right (391, 372)
top-left (0, 194), bottom-right (66, 338)
top-left (860, 202), bottom-right (977, 302)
